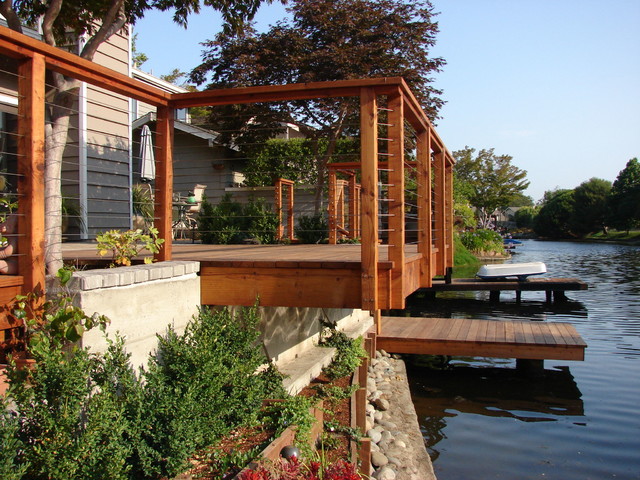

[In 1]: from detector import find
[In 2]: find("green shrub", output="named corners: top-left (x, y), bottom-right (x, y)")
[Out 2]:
top-left (5, 336), bottom-right (137, 480)
top-left (453, 233), bottom-right (480, 267)
top-left (295, 213), bottom-right (328, 244)
top-left (4, 282), bottom-right (285, 480)
top-left (319, 321), bottom-right (367, 380)
top-left (198, 194), bottom-right (278, 244)
top-left (459, 229), bottom-right (503, 255)
top-left (134, 306), bottom-right (282, 478)
top-left (0, 397), bottom-right (28, 480)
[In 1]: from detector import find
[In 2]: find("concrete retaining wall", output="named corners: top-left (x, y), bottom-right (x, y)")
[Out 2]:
top-left (53, 261), bottom-right (371, 389)
top-left (59, 261), bottom-right (201, 368)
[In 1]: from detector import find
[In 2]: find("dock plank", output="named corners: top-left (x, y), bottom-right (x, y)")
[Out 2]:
top-left (377, 316), bottom-right (586, 361)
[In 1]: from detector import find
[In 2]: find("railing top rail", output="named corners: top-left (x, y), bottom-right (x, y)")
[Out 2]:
top-left (0, 25), bottom-right (170, 107)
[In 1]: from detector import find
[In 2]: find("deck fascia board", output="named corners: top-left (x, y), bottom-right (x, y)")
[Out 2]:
top-left (376, 317), bottom-right (586, 361)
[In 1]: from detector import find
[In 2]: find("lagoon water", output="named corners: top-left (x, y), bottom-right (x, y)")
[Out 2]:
top-left (405, 240), bottom-right (640, 480)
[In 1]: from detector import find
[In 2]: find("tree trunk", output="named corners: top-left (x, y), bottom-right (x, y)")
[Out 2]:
top-left (44, 76), bottom-right (80, 274)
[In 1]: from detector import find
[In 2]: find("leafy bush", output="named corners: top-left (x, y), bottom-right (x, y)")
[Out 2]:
top-left (5, 335), bottom-right (137, 480)
top-left (0, 397), bottom-right (28, 480)
top-left (134, 306), bottom-right (282, 478)
top-left (3, 286), bottom-right (286, 480)
top-left (459, 229), bottom-right (503, 255)
top-left (319, 321), bottom-right (367, 380)
top-left (96, 227), bottom-right (164, 266)
top-left (198, 194), bottom-right (278, 244)
top-left (295, 213), bottom-right (328, 244)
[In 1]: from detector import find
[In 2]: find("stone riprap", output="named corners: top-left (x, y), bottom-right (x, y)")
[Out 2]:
top-left (365, 351), bottom-right (435, 480)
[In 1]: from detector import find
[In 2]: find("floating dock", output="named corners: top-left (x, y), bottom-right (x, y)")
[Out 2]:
top-left (375, 316), bottom-right (587, 361)
top-left (421, 277), bottom-right (588, 303)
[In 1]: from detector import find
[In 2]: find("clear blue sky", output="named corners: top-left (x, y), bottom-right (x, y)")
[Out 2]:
top-left (134, 0), bottom-right (640, 202)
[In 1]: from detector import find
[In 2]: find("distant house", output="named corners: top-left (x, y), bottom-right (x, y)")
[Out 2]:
top-left (131, 69), bottom-right (244, 204)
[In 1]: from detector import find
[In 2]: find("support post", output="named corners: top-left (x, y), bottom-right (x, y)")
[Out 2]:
top-left (387, 90), bottom-right (405, 309)
top-left (154, 106), bottom-right (174, 261)
top-left (417, 130), bottom-right (432, 287)
top-left (445, 157), bottom-right (454, 270)
top-left (348, 174), bottom-right (358, 239)
top-left (433, 150), bottom-right (446, 275)
top-left (360, 87), bottom-right (379, 314)
top-left (328, 170), bottom-right (337, 244)
top-left (17, 53), bottom-right (46, 295)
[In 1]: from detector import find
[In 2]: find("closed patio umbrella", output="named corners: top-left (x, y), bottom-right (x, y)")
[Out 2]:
top-left (139, 125), bottom-right (155, 183)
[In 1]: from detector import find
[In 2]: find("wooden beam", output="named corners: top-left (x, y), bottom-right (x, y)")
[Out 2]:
top-left (154, 106), bottom-right (174, 261)
top-left (17, 53), bottom-right (46, 295)
top-left (360, 87), bottom-right (379, 313)
top-left (0, 26), bottom-right (170, 107)
top-left (387, 90), bottom-right (405, 309)
top-left (328, 170), bottom-right (338, 244)
top-left (170, 77), bottom-right (406, 109)
top-left (416, 130), bottom-right (432, 287)
top-left (433, 150), bottom-right (446, 275)
top-left (445, 159), bottom-right (454, 269)
top-left (348, 175), bottom-right (358, 239)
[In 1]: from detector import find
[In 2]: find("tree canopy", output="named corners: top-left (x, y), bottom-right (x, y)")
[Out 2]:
top-left (453, 146), bottom-right (530, 228)
top-left (571, 177), bottom-right (611, 236)
top-left (607, 158), bottom-right (640, 233)
top-left (190, 0), bottom-right (446, 211)
top-left (533, 189), bottom-right (575, 238)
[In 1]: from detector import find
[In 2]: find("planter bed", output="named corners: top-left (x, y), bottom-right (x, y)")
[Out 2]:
top-left (180, 371), bottom-right (359, 479)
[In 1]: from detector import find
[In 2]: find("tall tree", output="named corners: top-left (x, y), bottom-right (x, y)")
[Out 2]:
top-left (453, 146), bottom-right (530, 228)
top-left (2, 0), bottom-right (271, 274)
top-left (191, 0), bottom-right (446, 212)
top-left (608, 158), bottom-right (640, 233)
top-left (533, 189), bottom-right (575, 239)
top-left (571, 177), bottom-right (611, 237)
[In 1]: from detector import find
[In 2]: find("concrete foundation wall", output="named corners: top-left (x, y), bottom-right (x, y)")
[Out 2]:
top-left (58, 261), bottom-right (201, 368)
top-left (257, 306), bottom-right (371, 366)
top-left (52, 261), bottom-right (370, 390)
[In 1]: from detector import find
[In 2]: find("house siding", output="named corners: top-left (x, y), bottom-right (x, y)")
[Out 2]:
top-left (83, 30), bottom-right (131, 236)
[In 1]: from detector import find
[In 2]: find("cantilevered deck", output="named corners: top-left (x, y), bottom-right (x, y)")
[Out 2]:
top-left (375, 316), bottom-right (586, 361)
top-left (62, 243), bottom-right (427, 309)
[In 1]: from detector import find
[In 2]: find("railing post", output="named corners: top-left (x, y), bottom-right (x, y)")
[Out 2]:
top-left (275, 178), bottom-right (284, 240)
top-left (360, 87), bottom-right (379, 329)
top-left (17, 53), bottom-right (46, 295)
top-left (154, 106), bottom-right (174, 261)
top-left (434, 149), bottom-right (446, 276)
top-left (445, 155), bottom-right (454, 270)
top-left (387, 90), bottom-right (405, 309)
top-left (348, 174), bottom-right (357, 239)
top-left (417, 129), bottom-right (432, 287)
top-left (328, 169), bottom-right (337, 244)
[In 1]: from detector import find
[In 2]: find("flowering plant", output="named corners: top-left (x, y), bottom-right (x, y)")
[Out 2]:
top-left (239, 457), bottom-right (361, 480)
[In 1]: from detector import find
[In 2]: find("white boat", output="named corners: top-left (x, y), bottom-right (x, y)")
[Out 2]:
top-left (477, 262), bottom-right (546, 281)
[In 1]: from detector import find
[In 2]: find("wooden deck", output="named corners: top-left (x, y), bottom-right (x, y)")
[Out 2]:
top-left (375, 316), bottom-right (587, 361)
top-left (62, 243), bottom-right (426, 309)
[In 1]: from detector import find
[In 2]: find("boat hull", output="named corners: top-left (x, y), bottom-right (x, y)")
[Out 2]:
top-left (477, 262), bottom-right (547, 281)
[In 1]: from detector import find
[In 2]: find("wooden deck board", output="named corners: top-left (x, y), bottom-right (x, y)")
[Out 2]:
top-left (377, 316), bottom-right (586, 361)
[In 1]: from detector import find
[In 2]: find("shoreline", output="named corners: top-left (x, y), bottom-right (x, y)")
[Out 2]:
top-left (365, 350), bottom-right (435, 480)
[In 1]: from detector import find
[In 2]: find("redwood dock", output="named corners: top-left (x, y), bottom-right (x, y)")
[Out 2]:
top-left (421, 277), bottom-right (588, 303)
top-left (375, 316), bottom-right (587, 361)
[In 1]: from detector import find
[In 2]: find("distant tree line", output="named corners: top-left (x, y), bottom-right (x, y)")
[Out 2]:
top-left (521, 158), bottom-right (640, 238)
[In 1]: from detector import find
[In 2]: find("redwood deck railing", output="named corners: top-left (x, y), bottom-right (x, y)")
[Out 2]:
top-left (0, 26), bottom-right (454, 330)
